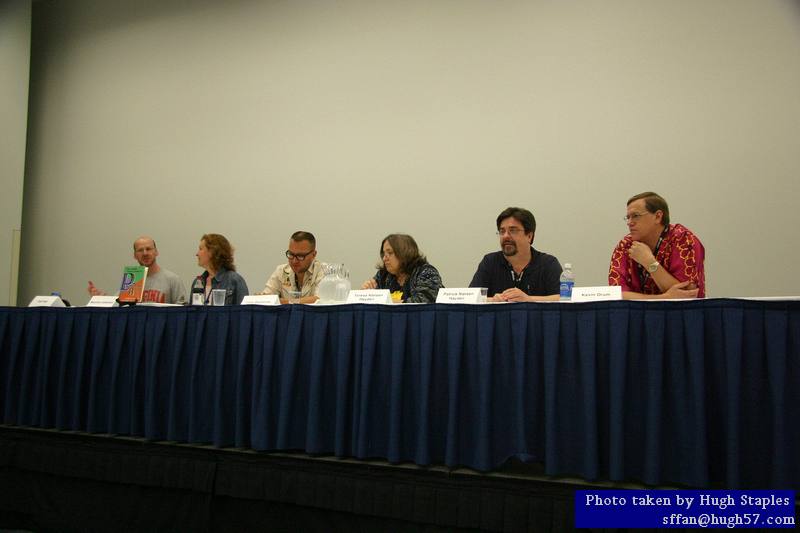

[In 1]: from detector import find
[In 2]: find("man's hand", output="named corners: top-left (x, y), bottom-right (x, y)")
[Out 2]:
top-left (662, 280), bottom-right (699, 299)
top-left (87, 281), bottom-right (107, 296)
top-left (498, 287), bottom-right (529, 302)
top-left (361, 278), bottom-right (377, 290)
top-left (628, 241), bottom-right (656, 267)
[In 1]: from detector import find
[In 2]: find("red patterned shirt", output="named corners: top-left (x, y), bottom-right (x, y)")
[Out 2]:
top-left (608, 223), bottom-right (706, 297)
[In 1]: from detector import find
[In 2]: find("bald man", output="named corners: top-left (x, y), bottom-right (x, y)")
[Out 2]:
top-left (88, 236), bottom-right (187, 304)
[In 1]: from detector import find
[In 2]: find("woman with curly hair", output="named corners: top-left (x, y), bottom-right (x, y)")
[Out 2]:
top-left (195, 233), bottom-right (249, 305)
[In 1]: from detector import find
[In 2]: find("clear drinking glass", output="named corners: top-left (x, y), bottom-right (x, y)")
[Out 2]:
top-left (287, 290), bottom-right (302, 304)
top-left (211, 289), bottom-right (226, 306)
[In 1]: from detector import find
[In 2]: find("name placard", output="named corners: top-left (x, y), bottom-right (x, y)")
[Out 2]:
top-left (241, 294), bottom-right (280, 306)
top-left (436, 288), bottom-right (483, 304)
top-left (571, 286), bottom-right (622, 303)
top-left (28, 295), bottom-right (66, 307)
top-left (346, 289), bottom-right (392, 304)
top-left (86, 295), bottom-right (119, 307)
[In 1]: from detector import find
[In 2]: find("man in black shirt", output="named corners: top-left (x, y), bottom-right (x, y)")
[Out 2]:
top-left (469, 207), bottom-right (562, 302)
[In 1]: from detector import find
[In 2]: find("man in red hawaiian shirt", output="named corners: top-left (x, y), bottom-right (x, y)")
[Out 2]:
top-left (608, 192), bottom-right (705, 299)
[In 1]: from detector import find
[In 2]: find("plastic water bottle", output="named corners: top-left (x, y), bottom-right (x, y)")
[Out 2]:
top-left (559, 263), bottom-right (575, 301)
top-left (191, 277), bottom-right (205, 305)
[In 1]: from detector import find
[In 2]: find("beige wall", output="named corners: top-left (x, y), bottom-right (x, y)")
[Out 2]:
top-left (19, 0), bottom-right (800, 304)
top-left (1, 0), bottom-right (30, 306)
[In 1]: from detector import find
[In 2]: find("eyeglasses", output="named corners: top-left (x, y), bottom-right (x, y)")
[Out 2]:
top-left (286, 250), bottom-right (314, 261)
top-left (623, 212), bottom-right (651, 222)
top-left (496, 228), bottom-right (524, 236)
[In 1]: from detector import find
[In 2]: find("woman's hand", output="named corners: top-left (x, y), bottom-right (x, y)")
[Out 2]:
top-left (361, 278), bottom-right (377, 289)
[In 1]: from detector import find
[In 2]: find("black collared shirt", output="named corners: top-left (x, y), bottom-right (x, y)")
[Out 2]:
top-left (469, 247), bottom-right (562, 297)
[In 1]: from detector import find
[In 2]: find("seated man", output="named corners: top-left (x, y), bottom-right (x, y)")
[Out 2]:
top-left (259, 231), bottom-right (324, 304)
top-left (469, 207), bottom-right (562, 302)
top-left (88, 236), bottom-right (186, 304)
top-left (609, 191), bottom-right (705, 299)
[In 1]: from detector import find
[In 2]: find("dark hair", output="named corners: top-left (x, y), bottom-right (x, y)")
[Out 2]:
top-left (496, 207), bottom-right (536, 235)
top-left (377, 234), bottom-right (427, 274)
top-left (290, 231), bottom-right (316, 248)
top-left (201, 233), bottom-right (236, 272)
top-left (627, 192), bottom-right (670, 226)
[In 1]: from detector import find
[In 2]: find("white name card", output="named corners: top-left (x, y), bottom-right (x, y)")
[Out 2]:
top-left (241, 294), bottom-right (280, 306)
top-left (436, 288), bottom-right (483, 304)
top-left (570, 286), bottom-right (622, 303)
top-left (28, 295), bottom-right (66, 307)
top-left (86, 295), bottom-right (119, 307)
top-left (346, 289), bottom-right (392, 304)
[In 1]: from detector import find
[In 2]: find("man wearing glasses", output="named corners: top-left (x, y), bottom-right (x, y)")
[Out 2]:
top-left (469, 207), bottom-right (562, 302)
top-left (609, 192), bottom-right (705, 299)
top-left (258, 231), bottom-right (324, 304)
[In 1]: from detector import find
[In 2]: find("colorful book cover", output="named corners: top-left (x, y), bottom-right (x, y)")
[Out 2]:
top-left (117, 265), bottom-right (148, 303)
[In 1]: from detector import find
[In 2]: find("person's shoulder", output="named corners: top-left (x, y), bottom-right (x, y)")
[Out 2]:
top-left (158, 267), bottom-right (180, 279)
top-left (478, 251), bottom-right (502, 265)
top-left (307, 261), bottom-right (325, 283)
top-left (669, 223), bottom-right (704, 248)
top-left (670, 223), bottom-right (698, 238)
top-left (273, 263), bottom-right (291, 275)
top-left (533, 248), bottom-right (558, 260)
top-left (612, 234), bottom-right (633, 249)
top-left (229, 270), bottom-right (248, 289)
top-left (415, 262), bottom-right (440, 276)
top-left (219, 267), bottom-right (244, 282)
top-left (308, 260), bottom-right (324, 274)
top-left (532, 249), bottom-right (561, 268)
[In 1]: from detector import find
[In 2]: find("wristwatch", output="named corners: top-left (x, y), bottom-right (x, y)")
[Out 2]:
top-left (647, 261), bottom-right (659, 273)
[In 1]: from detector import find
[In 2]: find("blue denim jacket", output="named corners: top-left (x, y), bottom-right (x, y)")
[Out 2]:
top-left (201, 267), bottom-right (249, 305)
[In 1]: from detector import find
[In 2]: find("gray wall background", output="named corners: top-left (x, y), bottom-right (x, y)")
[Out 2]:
top-left (0, 0), bottom-right (30, 306)
top-left (17, 0), bottom-right (800, 304)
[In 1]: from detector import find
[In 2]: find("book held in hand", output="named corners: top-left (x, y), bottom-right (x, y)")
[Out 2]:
top-left (117, 265), bottom-right (148, 303)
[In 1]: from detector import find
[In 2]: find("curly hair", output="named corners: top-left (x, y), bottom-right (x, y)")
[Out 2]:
top-left (201, 233), bottom-right (236, 272)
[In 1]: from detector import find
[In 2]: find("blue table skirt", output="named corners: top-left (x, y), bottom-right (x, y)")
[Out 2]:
top-left (1, 300), bottom-right (798, 489)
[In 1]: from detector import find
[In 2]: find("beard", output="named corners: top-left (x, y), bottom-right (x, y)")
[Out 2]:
top-left (501, 241), bottom-right (518, 256)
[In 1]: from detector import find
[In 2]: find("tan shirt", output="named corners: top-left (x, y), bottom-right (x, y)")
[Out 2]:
top-left (258, 260), bottom-right (324, 299)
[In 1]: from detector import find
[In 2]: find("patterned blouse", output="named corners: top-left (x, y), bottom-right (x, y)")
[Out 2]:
top-left (373, 263), bottom-right (444, 303)
top-left (608, 223), bottom-right (706, 297)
